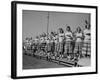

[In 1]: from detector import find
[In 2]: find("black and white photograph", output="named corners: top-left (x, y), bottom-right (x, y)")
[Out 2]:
top-left (11, 1), bottom-right (97, 79)
top-left (23, 10), bottom-right (91, 69)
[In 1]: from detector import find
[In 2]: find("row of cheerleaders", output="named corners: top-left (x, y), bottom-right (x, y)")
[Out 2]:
top-left (23, 23), bottom-right (91, 61)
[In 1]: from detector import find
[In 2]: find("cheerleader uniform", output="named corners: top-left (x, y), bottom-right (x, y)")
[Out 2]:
top-left (46, 37), bottom-right (52, 60)
top-left (23, 40), bottom-right (28, 54)
top-left (35, 38), bottom-right (39, 50)
top-left (25, 39), bottom-right (31, 55)
top-left (50, 36), bottom-right (55, 57)
top-left (74, 32), bottom-right (83, 58)
top-left (40, 37), bottom-right (46, 52)
top-left (28, 39), bottom-right (33, 55)
top-left (82, 29), bottom-right (91, 56)
top-left (64, 31), bottom-right (73, 58)
top-left (40, 37), bottom-right (44, 51)
top-left (45, 38), bottom-right (50, 52)
top-left (58, 33), bottom-right (64, 58)
top-left (31, 40), bottom-right (35, 56)
top-left (54, 35), bottom-right (58, 56)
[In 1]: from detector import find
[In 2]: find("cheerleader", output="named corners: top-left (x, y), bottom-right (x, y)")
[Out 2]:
top-left (82, 21), bottom-right (91, 57)
top-left (58, 28), bottom-right (65, 59)
top-left (49, 32), bottom-right (55, 59)
top-left (23, 38), bottom-right (28, 54)
top-left (74, 27), bottom-right (84, 60)
top-left (28, 37), bottom-right (33, 55)
top-left (34, 36), bottom-right (39, 53)
top-left (45, 37), bottom-right (50, 52)
top-left (43, 33), bottom-right (49, 57)
top-left (45, 34), bottom-right (51, 60)
top-left (53, 32), bottom-right (59, 59)
top-left (39, 33), bottom-right (46, 56)
top-left (31, 39), bottom-right (35, 56)
top-left (64, 26), bottom-right (73, 60)
top-left (25, 37), bottom-right (32, 55)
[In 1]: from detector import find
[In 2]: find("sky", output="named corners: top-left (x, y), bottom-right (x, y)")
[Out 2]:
top-left (22, 10), bottom-right (90, 40)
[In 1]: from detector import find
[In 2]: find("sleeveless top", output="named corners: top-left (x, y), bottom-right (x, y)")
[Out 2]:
top-left (75, 32), bottom-right (83, 42)
top-left (65, 31), bottom-right (73, 41)
top-left (83, 29), bottom-right (91, 42)
top-left (40, 37), bottom-right (44, 43)
top-left (53, 35), bottom-right (58, 43)
top-left (34, 38), bottom-right (39, 43)
top-left (58, 33), bottom-right (64, 42)
top-left (45, 37), bottom-right (50, 44)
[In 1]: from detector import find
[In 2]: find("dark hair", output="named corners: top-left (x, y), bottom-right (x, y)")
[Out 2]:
top-left (85, 25), bottom-right (87, 28)
top-left (51, 31), bottom-right (54, 34)
top-left (58, 28), bottom-right (64, 33)
top-left (85, 20), bottom-right (88, 24)
top-left (76, 27), bottom-right (81, 32)
top-left (36, 36), bottom-right (39, 39)
top-left (85, 24), bottom-right (90, 29)
top-left (66, 26), bottom-right (71, 31)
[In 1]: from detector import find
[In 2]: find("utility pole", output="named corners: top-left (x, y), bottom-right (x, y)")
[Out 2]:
top-left (47, 12), bottom-right (49, 38)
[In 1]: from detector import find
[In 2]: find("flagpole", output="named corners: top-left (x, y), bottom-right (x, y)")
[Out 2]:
top-left (47, 12), bottom-right (49, 38)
